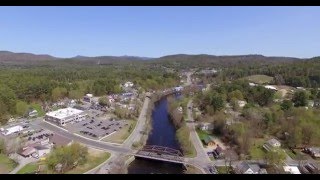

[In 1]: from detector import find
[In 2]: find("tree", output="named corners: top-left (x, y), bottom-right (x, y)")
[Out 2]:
top-left (209, 92), bottom-right (225, 113)
top-left (98, 96), bottom-right (110, 107)
top-left (52, 87), bottom-right (68, 102)
top-left (280, 100), bottom-right (293, 111)
top-left (292, 91), bottom-right (308, 107)
top-left (68, 89), bottom-right (83, 100)
top-left (0, 139), bottom-right (5, 154)
top-left (228, 90), bottom-right (244, 101)
top-left (15, 100), bottom-right (29, 116)
top-left (264, 150), bottom-right (286, 166)
top-left (213, 112), bottom-right (227, 135)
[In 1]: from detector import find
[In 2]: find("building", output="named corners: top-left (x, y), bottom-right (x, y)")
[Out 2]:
top-left (263, 138), bottom-right (281, 151)
top-left (45, 107), bottom-right (86, 126)
top-left (174, 86), bottom-right (184, 92)
top-left (249, 82), bottom-right (257, 87)
top-left (200, 123), bottom-right (214, 131)
top-left (33, 146), bottom-right (51, 158)
top-left (235, 162), bottom-right (261, 174)
top-left (83, 94), bottom-right (93, 103)
top-left (1, 125), bottom-right (23, 136)
top-left (305, 147), bottom-right (320, 158)
top-left (264, 85), bottom-right (277, 91)
top-left (283, 166), bottom-right (301, 174)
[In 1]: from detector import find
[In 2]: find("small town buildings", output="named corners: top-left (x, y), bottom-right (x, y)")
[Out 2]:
top-left (200, 123), bottom-right (214, 131)
top-left (249, 82), bottom-right (257, 87)
top-left (235, 162), bottom-right (262, 174)
top-left (45, 107), bottom-right (87, 126)
top-left (283, 166), bottom-right (301, 174)
top-left (0, 125), bottom-right (23, 136)
top-left (174, 86), bottom-right (184, 92)
top-left (264, 85), bottom-right (277, 91)
top-left (263, 138), bottom-right (281, 151)
top-left (304, 147), bottom-right (320, 158)
top-left (212, 145), bottom-right (224, 158)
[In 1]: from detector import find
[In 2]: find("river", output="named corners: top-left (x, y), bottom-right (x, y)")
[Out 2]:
top-left (127, 94), bottom-right (185, 174)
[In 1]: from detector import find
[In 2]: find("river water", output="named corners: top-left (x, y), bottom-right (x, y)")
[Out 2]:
top-left (127, 94), bottom-right (185, 174)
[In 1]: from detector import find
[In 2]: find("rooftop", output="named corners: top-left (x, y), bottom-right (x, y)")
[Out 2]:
top-left (46, 107), bottom-right (84, 119)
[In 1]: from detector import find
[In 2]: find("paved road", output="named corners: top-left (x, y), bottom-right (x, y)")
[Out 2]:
top-left (30, 120), bottom-right (132, 154)
top-left (123, 96), bottom-right (150, 148)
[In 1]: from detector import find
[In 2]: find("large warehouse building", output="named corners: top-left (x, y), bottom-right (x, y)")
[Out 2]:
top-left (45, 107), bottom-right (86, 126)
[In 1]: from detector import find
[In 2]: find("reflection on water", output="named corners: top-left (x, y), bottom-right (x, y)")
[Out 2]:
top-left (127, 95), bottom-right (185, 174)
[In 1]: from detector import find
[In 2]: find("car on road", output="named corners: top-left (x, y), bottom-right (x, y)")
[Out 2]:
top-left (207, 166), bottom-right (218, 174)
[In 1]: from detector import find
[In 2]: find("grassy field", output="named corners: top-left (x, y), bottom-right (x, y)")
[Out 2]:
top-left (0, 154), bottom-right (18, 174)
top-left (216, 166), bottom-right (231, 174)
top-left (17, 162), bottom-right (39, 174)
top-left (244, 75), bottom-right (274, 84)
top-left (249, 138), bottom-right (266, 160)
top-left (102, 120), bottom-right (137, 144)
top-left (66, 149), bottom-right (110, 174)
top-left (196, 129), bottom-right (211, 147)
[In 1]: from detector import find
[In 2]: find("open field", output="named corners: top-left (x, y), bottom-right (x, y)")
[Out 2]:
top-left (249, 138), bottom-right (266, 160)
top-left (244, 75), bottom-right (274, 84)
top-left (17, 162), bottom-right (39, 174)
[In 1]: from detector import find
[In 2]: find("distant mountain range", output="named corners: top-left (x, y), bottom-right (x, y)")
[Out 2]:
top-left (0, 50), bottom-right (306, 64)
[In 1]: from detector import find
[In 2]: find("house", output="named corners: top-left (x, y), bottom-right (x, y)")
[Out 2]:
top-left (202, 136), bottom-right (215, 147)
top-left (249, 82), bottom-right (257, 87)
top-left (1, 125), bottom-right (23, 136)
top-left (19, 146), bottom-right (37, 157)
top-left (174, 86), bottom-right (184, 92)
top-left (49, 134), bottom-right (73, 147)
top-left (283, 166), bottom-right (301, 174)
top-left (263, 138), bottom-right (281, 151)
top-left (304, 147), bottom-right (320, 158)
top-left (33, 145), bottom-right (51, 158)
top-left (300, 163), bottom-right (319, 174)
top-left (212, 145), bottom-right (224, 159)
top-left (235, 162), bottom-right (261, 174)
top-left (200, 123), bottom-right (214, 131)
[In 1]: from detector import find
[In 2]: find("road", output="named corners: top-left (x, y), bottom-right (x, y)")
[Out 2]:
top-left (123, 96), bottom-right (150, 148)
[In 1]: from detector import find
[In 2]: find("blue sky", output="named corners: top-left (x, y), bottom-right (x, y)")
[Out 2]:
top-left (0, 6), bottom-right (319, 58)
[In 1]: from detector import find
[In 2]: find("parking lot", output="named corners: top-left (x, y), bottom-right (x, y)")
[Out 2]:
top-left (66, 117), bottom-right (129, 140)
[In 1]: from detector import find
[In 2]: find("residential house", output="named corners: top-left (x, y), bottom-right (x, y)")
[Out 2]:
top-left (305, 147), bottom-right (320, 158)
top-left (264, 85), bottom-right (277, 91)
top-left (235, 162), bottom-right (261, 174)
top-left (212, 145), bottom-right (224, 159)
top-left (200, 123), bottom-right (214, 131)
top-left (202, 136), bottom-right (215, 147)
top-left (299, 163), bottom-right (319, 174)
top-left (263, 138), bottom-right (281, 151)
top-left (83, 94), bottom-right (93, 103)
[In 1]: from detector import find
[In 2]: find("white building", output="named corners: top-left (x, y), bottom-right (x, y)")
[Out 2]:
top-left (1, 125), bottom-right (23, 136)
top-left (283, 166), bottom-right (301, 174)
top-left (237, 100), bottom-right (247, 108)
top-left (263, 138), bottom-right (281, 151)
top-left (45, 107), bottom-right (86, 126)
top-left (264, 85), bottom-right (277, 91)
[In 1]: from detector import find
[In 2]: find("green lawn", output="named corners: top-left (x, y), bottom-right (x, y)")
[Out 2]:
top-left (249, 138), bottom-right (266, 160)
top-left (30, 103), bottom-right (45, 117)
top-left (17, 162), bottom-right (38, 174)
top-left (0, 154), bottom-right (18, 174)
top-left (66, 152), bottom-right (110, 174)
top-left (196, 129), bottom-right (211, 147)
top-left (216, 166), bottom-right (231, 174)
top-left (244, 75), bottom-right (274, 84)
